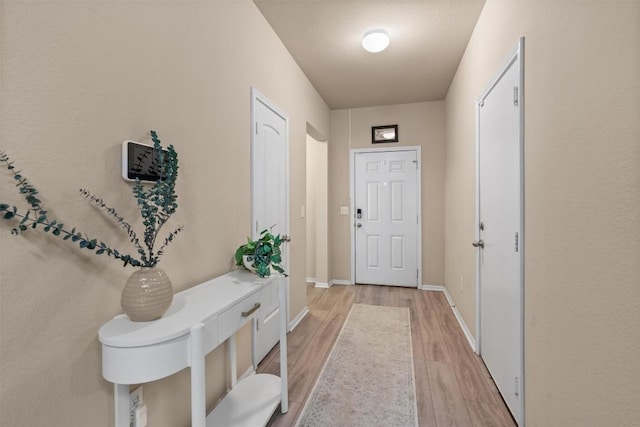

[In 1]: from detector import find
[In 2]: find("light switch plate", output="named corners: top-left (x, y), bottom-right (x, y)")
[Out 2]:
top-left (340, 206), bottom-right (349, 215)
top-left (130, 386), bottom-right (144, 423)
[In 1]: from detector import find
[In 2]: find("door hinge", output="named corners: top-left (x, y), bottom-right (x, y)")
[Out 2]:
top-left (515, 232), bottom-right (519, 252)
top-left (513, 86), bottom-right (519, 106)
top-left (255, 122), bottom-right (258, 134)
top-left (515, 376), bottom-right (520, 396)
top-left (417, 269), bottom-right (419, 279)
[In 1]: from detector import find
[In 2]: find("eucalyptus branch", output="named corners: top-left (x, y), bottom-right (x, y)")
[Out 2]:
top-left (0, 151), bottom-right (47, 218)
top-left (0, 204), bottom-right (143, 267)
top-left (0, 130), bottom-right (182, 269)
top-left (155, 226), bottom-right (184, 263)
top-left (79, 188), bottom-right (148, 265)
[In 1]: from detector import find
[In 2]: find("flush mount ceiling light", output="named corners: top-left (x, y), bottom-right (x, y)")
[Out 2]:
top-left (362, 29), bottom-right (390, 53)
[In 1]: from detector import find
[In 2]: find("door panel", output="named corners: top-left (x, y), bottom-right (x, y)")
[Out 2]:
top-left (477, 46), bottom-right (523, 423)
top-left (354, 150), bottom-right (418, 287)
top-left (252, 92), bottom-right (288, 364)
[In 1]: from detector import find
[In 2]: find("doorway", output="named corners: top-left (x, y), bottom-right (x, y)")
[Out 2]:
top-left (250, 88), bottom-right (289, 364)
top-left (475, 38), bottom-right (525, 424)
top-left (306, 134), bottom-right (329, 288)
top-left (350, 147), bottom-right (421, 287)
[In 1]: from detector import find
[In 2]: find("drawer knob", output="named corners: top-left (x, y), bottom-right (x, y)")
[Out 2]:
top-left (241, 303), bottom-right (261, 318)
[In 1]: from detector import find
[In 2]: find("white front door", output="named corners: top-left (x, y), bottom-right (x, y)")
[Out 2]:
top-left (251, 88), bottom-right (289, 364)
top-left (476, 40), bottom-right (524, 424)
top-left (353, 149), bottom-right (419, 287)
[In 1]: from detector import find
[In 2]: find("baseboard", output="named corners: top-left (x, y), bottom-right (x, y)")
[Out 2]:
top-left (442, 287), bottom-right (477, 352)
top-left (239, 366), bottom-right (254, 381)
top-left (329, 279), bottom-right (352, 286)
top-left (306, 277), bottom-right (317, 284)
top-left (421, 284), bottom-right (444, 291)
top-left (289, 306), bottom-right (309, 331)
top-left (314, 281), bottom-right (330, 288)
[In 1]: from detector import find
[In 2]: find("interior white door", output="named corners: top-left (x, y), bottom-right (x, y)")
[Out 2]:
top-left (354, 150), bottom-right (419, 287)
top-left (477, 42), bottom-right (524, 424)
top-left (251, 89), bottom-right (289, 364)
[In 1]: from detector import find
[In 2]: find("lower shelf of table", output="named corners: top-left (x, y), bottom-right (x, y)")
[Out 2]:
top-left (206, 373), bottom-right (282, 427)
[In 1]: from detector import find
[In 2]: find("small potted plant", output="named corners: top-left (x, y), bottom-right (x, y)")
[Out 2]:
top-left (235, 229), bottom-right (286, 278)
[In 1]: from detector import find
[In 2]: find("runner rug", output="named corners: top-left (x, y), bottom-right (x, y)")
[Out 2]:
top-left (296, 303), bottom-right (418, 427)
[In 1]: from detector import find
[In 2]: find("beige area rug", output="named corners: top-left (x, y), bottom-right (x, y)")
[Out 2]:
top-left (296, 304), bottom-right (418, 427)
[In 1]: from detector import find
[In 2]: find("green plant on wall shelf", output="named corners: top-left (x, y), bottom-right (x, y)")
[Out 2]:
top-left (0, 130), bottom-right (182, 268)
top-left (235, 229), bottom-right (287, 278)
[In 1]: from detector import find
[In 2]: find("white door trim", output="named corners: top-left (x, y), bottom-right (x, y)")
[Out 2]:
top-left (475, 37), bottom-right (525, 425)
top-left (250, 87), bottom-right (290, 331)
top-left (349, 146), bottom-right (422, 287)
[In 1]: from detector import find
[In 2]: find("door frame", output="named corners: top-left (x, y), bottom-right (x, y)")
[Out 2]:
top-left (349, 146), bottom-right (422, 287)
top-left (250, 87), bottom-right (290, 330)
top-left (475, 38), bottom-right (525, 425)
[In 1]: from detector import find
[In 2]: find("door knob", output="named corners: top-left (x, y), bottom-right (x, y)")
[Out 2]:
top-left (472, 240), bottom-right (484, 248)
top-left (356, 223), bottom-right (362, 228)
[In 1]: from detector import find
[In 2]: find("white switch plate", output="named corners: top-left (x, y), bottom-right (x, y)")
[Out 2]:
top-left (130, 386), bottom-right (144, 423)
top-left (340, 206), bottom-right (349, 215)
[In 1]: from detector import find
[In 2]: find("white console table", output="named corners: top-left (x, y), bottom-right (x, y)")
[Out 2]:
top-left (98, 270), bottom-right (288, 427)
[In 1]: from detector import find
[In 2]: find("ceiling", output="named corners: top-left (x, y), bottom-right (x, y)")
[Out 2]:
top-left (253, 0), bottom-right (486, 109)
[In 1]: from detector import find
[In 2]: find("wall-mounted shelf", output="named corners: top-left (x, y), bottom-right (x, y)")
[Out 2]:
top-left (98, 270), bottom-right (288, 427)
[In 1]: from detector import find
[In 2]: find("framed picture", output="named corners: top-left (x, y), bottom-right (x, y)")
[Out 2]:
top-left (372, 125), bottom-right (398, 143)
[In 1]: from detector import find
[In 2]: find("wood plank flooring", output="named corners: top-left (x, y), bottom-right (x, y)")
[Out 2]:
top-left (260, 284), bottom-right (517, 427)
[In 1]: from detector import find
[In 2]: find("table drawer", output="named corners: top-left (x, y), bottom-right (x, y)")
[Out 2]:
top-left (218, 291), bottom-right (262, 342)
top-left (260, 279), bottom-right (278, 311)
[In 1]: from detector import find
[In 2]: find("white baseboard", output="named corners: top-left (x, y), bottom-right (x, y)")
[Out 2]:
top-left (289, 306), bottom-right (309, 331)
top-left (313, 279), bottom-right (353, 288)
top-left (329, 279), bottom-right (352, 286)
top-left (421, 284), bottom-right (444, 291)
top-left (442, 287), bottom-right (477, 352)
top-left (420, 284), bottom-right (476, 352)
top-left (239, 366), bottom-right (254, 381)
top-left (306, 277), bottom-right (317, 284)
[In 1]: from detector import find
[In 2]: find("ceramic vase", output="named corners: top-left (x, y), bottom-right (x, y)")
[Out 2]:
top-left (121, 267), bottom-right (174, 322)
top-left (242, 254), bottom-right (257, 273)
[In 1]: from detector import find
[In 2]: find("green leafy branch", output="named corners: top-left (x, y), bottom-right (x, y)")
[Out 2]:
top-left (0, 130), bottom-right (182, 268)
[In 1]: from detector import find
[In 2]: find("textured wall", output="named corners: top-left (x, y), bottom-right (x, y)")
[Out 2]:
top-left (0, 1), bottom-right (329, 425)
top-left (329, 101), bottom-right (446, 286)
top-left (306, 136), bottom-right (318, 279)
top-left (444, 1), bottom-right (640, 425)
top-left (305, 134), bottom-right (328, 283)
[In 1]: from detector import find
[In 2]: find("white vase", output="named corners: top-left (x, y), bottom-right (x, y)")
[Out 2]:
top-left (242, 254), bottom-right (257, 273)
top-left (121, 267), bottom-right (174, 322)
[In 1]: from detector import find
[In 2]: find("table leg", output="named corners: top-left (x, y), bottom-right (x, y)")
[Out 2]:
top-left (114, 384), bottom-right (129, 427)
top-left (190, 323), bottom-right (206, 427)
top-left (279, 280), bottom-right (288, 414)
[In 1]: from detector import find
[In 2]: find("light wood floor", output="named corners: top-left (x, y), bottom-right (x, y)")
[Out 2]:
top-left (259, 284), bottom-right (517, 427)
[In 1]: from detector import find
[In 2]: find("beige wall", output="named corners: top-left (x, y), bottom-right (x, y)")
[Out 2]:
top-left (306, 136), bottom-right (318, 279)
top-left (329, 102), bottom-right (446, 285)
top-left (306, 134), bottom-right (328, 284)
top-left (0, 1), bottom-right (329, 426)
top-left (444, 1), bottom-right (640, 425)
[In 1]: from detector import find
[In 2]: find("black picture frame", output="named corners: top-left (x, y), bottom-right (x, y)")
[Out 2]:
top-left (371, 124), bottom-right (398, 144)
